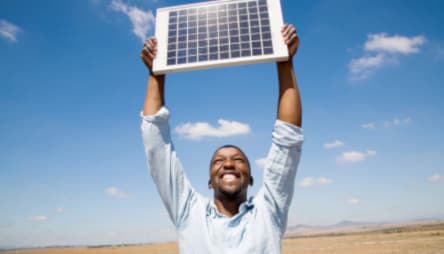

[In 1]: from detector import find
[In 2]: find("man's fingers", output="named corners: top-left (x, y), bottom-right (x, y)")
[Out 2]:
top-left (282, 24), bottom-right (297, 44)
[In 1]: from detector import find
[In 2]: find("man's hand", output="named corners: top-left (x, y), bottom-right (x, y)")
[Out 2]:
top-left (281, 24), bottom-right (299, 59)
top-left (140, 37), bottom-right (158, 74)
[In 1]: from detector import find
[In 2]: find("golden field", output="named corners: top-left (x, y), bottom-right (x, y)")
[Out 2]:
top-left (3, 223), bottom-right (443, 254)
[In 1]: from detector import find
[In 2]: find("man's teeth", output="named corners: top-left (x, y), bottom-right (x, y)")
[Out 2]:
top-left (223, 174), bottom-right (236, 180)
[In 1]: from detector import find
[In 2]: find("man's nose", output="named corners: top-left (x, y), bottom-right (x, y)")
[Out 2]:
top-left (223, 158), bottom-right (235, 169)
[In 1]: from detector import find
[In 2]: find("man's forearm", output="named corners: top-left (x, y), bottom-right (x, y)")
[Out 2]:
top-left (143, 74), bottom-right (166, 115)
top-left (276, 61), bottom-right (302, 127)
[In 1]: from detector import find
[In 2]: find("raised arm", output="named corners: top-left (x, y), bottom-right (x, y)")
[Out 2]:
top-left (141, 37), bottom-right (166, 115)
top-left (277, 24), bottom-right (302, 127)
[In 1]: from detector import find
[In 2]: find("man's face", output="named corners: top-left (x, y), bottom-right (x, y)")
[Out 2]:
top-left (209, 147), bottom-right (251, 200)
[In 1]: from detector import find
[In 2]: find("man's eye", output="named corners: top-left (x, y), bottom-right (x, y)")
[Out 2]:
top-left (213, 159), bottom-right (223, 165)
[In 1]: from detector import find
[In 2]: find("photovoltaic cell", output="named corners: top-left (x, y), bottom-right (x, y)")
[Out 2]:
top-left (153, 0), bottom-right (288, 74)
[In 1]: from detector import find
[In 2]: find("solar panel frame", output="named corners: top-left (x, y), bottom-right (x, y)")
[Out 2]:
top-left (153, 0), bottom-right (288, 75)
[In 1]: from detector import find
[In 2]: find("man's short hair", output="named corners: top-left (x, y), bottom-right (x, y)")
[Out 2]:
top-left (210, 144), bottom-right (251, 173)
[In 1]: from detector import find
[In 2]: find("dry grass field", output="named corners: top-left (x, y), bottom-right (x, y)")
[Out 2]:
top-left (3, 223), bottom-right (443, 254)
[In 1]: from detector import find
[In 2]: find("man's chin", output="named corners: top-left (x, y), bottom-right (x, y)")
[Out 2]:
top-left (218, 186), bottom-right (243, 199)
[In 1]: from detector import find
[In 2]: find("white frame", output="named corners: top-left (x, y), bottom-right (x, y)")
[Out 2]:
top-left (153, 0), bottom-right (288, 75)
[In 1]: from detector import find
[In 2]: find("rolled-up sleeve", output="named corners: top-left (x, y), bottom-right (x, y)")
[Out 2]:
top-left (261, 119), bottom-right (304, 233)
top-left (140, 107), bottom-right (194, 227)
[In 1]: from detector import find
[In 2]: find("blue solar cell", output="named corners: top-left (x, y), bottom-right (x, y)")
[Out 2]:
top-left (168, 37), bottom-right (177, 43)
top-left (178, 57), bottom-right (187, 64)
top-left (168, 51), bottom-right (176, 58)
top-left (169, 17), bottom-right (177, 24)
top-left (199, 40), bottom-right (208, 47)
top-left (199, 47), bottom-right (208, 54)
top-left (263, 40), bottom-right (272, 47)
top-left (167, 58), bottom-right (176, 65)
top-left (168, 43), bottom-right (176, 51)
top-left (263, 47), bottom-right (273, 54)
top-left (220, 45), bottom-right (229, 52)
top-left (189, 56), bottom-right (197, 63)
top-left (219, 30), bottom-right (228, 37)
top-left (199, 54), bottom-right (208, 61)
top-left (241, 50), bottom-right (251, 56)
top-left (210, 53), bottom-right (218, 60)
top-left (252, 48), bottom-right (262, 55)
top-left (241, 42), bottom-right (250, 49)
top-left (219, 38), bottom-right (229, 45)
top-left (231, 51), bottom-right (240, 58)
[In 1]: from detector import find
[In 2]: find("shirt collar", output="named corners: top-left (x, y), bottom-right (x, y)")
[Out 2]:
top-left (207, 197), bottom-right (255, 218)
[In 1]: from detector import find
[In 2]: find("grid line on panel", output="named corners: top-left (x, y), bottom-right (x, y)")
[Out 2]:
top-left (166, 0), bottom-right (274, 67)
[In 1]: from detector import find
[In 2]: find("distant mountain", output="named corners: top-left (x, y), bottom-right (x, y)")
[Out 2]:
top-left (285, 219), bottom-right (443, 238)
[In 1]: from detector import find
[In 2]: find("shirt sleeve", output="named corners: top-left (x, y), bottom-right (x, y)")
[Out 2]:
top-left (140, 107), bottom-right (194, 228)
top-left (261, 119), bottom-right (304, 233)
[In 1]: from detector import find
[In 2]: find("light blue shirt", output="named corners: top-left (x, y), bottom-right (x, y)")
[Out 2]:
top-left (141, 107), bottom-right (303, 254)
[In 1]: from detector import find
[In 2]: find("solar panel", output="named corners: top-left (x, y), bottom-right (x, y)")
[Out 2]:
top-left (152, 0), bottom-right (288, 74)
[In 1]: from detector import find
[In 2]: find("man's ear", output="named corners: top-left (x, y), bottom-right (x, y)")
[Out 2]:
top-left (208, 179), bottom-right (212, 189)
top-left (249, 176), bottom-right (254, 186)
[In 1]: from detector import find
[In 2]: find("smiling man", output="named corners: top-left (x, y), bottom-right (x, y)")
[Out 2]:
top-left (140, 24), bottom-right (303, 253)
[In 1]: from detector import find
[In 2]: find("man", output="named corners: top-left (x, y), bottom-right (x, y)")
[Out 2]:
top-left (140, 24), bottom-right (303, 253)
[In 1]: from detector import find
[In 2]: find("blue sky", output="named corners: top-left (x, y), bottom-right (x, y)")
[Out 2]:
top-left (1, 0), bottom-right (444, 248)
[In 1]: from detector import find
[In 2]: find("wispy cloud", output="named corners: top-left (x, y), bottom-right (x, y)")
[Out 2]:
top-left (349, 33), bottom-right (426, 80)
top-left (428, 174), bottom-right (444, 183)
top-left (337, 150), bottom-right (376, 163)
top-left (110, 0), bottom-right (155, 43)
top-left (300, 177), bottom-right (333, 187)
top-left (361, 122), bottom-right (376, 129)
top-left (349, 53), bottom-right (386, 80)
top-left (365, 33), bottom-right (426, 54)
top-left (31, 215), bottom-right (48, 222)
top-left (323, 140), bottom-right (344, 149)
top-left (56, 207), bottom-right (64, 213)
top-left (384, 117), bottom-right (411, 128)
top-left (255, 157), bottom-right (267, 169)
top-left (105, 186), bottom-right (130, 198)
top-left (0, 19), bottom-right (21, 42)
top-left (347, 198), bottom-right (360, 205)
top-left (175, 119), bottom-right (251, 140)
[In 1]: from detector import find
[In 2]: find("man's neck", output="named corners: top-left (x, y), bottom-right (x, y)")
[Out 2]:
top-left (213, 197), bottom-right (246, 217)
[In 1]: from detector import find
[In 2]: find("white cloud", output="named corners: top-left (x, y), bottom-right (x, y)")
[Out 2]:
top-left (255, 157), bottom-right (267, 169)
top-left (175, 119), bottom-right (251, 140)
top-left (323, 140), bottom-right (344, 149)
top-left (365, 33), bottom-right (427, 54)
top-left (361, 123), bottom-right (376, 129)
top-left (337, 150), bottom-right (376, 163)
top-left (384, 117), bottom-right (411, 128)
top-left (0, 19), bottom-right (20, 42)
top-left (31, 215), bottom-right (48, 222)
top-left (110, 0), bottom-right (155, 43)
top-left (428, 174), bottom-right (444, 183)
top-left (56, 207), bottom-right (64, 213)
top-left (347, 198), bottom-right (360, 205)
top-left (105, 186), bottom-right (130, 198)
top-left (300, 177), bottom-right (333, 187)
top-left (349, 33), bottom-right (426, 80)
top-left (349, 53), bottom-right (386, 80)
